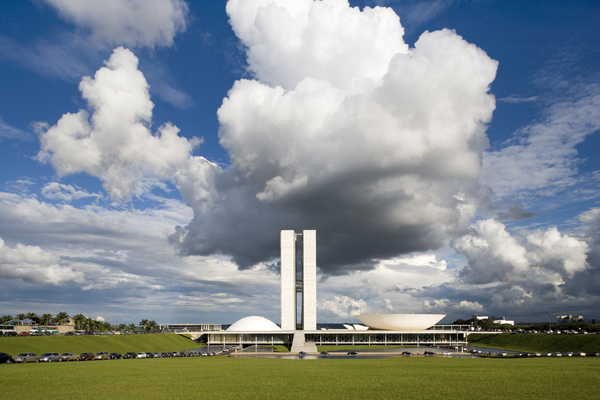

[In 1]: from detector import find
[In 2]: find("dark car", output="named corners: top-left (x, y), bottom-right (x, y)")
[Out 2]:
top-left (0, 352), bottom-right (14, 364)
top-left (347, 351), bottom-right (358, 356)
top-left (123, 352), bottom-right (137, 359)
top-left (3, 331), bottom-right (18, 337)
top-left (109, 352), bottom-right (122, 359)
top-left (424, 351), bottom-right (436, 356)
top-left (319, 351), bottom-right (329, 356)
top-left (298, 351), bottom-right (308, 356)
top-left (402, 351), bottom-right (413, 356)
top-left (79, 352), bottom-right (95, 361)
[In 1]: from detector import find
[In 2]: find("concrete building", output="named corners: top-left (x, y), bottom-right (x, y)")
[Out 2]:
top-left (280, 230), bottom-right (316, 331)
top-left (201, 230), bottom-right (468, 352)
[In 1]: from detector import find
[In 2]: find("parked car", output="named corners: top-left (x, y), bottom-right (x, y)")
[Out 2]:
top-left (3, 331), bottom-right (18, 337)
top-left (79, 352), bottom-right (95, 361)
top-left (123, 352), bottom-right (137, 359)
top-left (401, 351), bottom-right (413, 356)
top-left (60, 352), bottom-right (79, 362)
top-left (347, 351), bottom-right (358, 356)
top-left (551, 352), bottom-right (562, 357)
top-left (424, 351), bottom-right (436, 356)
top-left (152, 352), bottom-right (162, 358)
top-left (0, 352), bottom-right (14, 363)
top-left (14, 353), bottom-right (38, 363)
top-left (94, 352), bottom-right (109, 360)
top-left (136, 352), bottom-right (147, 359)
top-left (563, 352), bottom-right (573, 357)
top-left (109, 352), bottom-right (122, 359)
top-left (38, 352), bottom-right (62, 362)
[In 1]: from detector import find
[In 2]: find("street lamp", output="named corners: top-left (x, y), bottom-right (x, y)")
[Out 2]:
top-left (545, 316), bottom-right (552, 333)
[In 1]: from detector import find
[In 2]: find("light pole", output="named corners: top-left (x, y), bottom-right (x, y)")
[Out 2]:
top-left (545, 316), bottom-right (552, 333)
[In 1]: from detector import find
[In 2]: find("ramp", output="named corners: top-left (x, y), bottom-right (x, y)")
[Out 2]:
top-left (290, 330), bottom-right (318, 353)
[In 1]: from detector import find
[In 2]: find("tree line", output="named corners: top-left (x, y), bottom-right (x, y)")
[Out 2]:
top-left (0, 312), bottom-right (160, 332)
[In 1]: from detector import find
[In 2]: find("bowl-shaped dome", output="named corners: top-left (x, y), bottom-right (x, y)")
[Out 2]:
top-left (353, 314), bottom-right (445, 331)
top-left (226, 316), bottom-right (281, 331)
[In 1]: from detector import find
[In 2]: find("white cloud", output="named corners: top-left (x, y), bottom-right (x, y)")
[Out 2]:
top-left (0, 237), bottom-right (84, 285)
top-left (44, 0), bottom-right (188, 48)
top-left (482, 86), bottom-right (600, 198)
top-left (175, 0), bottom-right (498, 274)
top-left (0, 117), bottom-right (32, 141)
top-left (318, 295), bottom-right (371, 318)
top-left (42, 182), bottom-right (101, 202)
top-left (37, 47), bottom-right (199, 200)
top-left (454, 219), bottom-right (589, 285)
top-left (423, 298), bottom-right (484, 314)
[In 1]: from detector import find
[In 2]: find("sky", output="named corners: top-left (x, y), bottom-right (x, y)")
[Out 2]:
top-left (1, 0), bottom-right (599, 326)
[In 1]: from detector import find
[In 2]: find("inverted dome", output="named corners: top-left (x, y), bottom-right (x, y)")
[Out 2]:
top-left (226, 316), bottom-right (281, 331)
top-left (353, 314), bottom-right (445, 331)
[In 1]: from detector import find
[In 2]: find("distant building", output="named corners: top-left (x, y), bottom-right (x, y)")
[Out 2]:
top-left (493, 317), bottom-right (515, 326)
top-left (557, 315), bottom-right (583, 324)
top-left (474, 315), bottom-right (489, 320)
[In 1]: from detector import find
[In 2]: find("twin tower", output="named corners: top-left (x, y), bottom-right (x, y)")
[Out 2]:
top-left (280, 230), bottom-right (317, 331)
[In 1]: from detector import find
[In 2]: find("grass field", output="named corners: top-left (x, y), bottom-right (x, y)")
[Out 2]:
top-left (1, 356), bottom-right (599, 399)
top-left (0, 333), bottom-right (199, 355)
top-left (468, 333), bottom-right (600, 353)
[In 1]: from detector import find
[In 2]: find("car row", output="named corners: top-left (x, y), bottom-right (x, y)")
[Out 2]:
top-left (512, 351), bottom-right (596, 357)
top-left (4, 350), bottom-right (221, 363)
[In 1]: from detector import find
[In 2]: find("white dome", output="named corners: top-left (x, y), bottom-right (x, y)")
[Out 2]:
top-left (226, 316), bottom-right (281, 331)
top-left (353, 314), bottom-right (445, 331)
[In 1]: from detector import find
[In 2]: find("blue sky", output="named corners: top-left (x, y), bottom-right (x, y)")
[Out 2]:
top-left (1, 0), bottom-right (599, 326)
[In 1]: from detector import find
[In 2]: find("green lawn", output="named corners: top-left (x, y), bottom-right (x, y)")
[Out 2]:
top-left (0, 333), bottom-right (199, 355)
top-left (468, 333), bottom-right (600, 353)
top-left (1, 357), bottom-right (598, 399)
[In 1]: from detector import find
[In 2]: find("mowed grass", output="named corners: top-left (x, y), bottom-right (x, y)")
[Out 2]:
top-left (1, 357), bottom-right (599, 399)
top-left (0, 333), bottom-right (199, 355)
top-left (468, 333), bottom-right (600, 353)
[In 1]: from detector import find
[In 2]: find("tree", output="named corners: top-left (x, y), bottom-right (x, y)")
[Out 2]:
top-left (55, 311), bottom-right (70, 325)
top-left (73, 313), bottom-right (86, 330)
top-left (139, 319), bottom-right (149, 331)
top-left (39, 313), bottom-right (54, 326)
top-left (17, 313), bottom-right (26, 325)
top-left (128, 323), bottom-right (136, 331)
top-left (147, 320), bottom-right (159, 331)
top-left (0, 315), bottom-right (13, 325)
top-left (26, 312), bottom-right (39, 325)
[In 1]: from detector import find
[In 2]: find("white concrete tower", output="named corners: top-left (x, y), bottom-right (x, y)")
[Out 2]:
top-left (302, 230), bottom-right (317, 331)
top-left (280, 230), bottom-right (296, 330)
top-left (280, 230), bottom-right (317, 331)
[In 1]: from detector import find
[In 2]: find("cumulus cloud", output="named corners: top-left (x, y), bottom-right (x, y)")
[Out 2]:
top-left (0, 237), bottom-right (84, 285)
top-left (454, 219), bottom-right (589, 286)
top-left (37, 47), bottom-right (199, 200)
top-left (423, 298), bottom-right (484, 314)
top-left (318, 295), bottom-right (371, 318)
top-left (44, 0), bottom-right (188, 48)
top-left (174, 0), bottom-right (498, 274)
